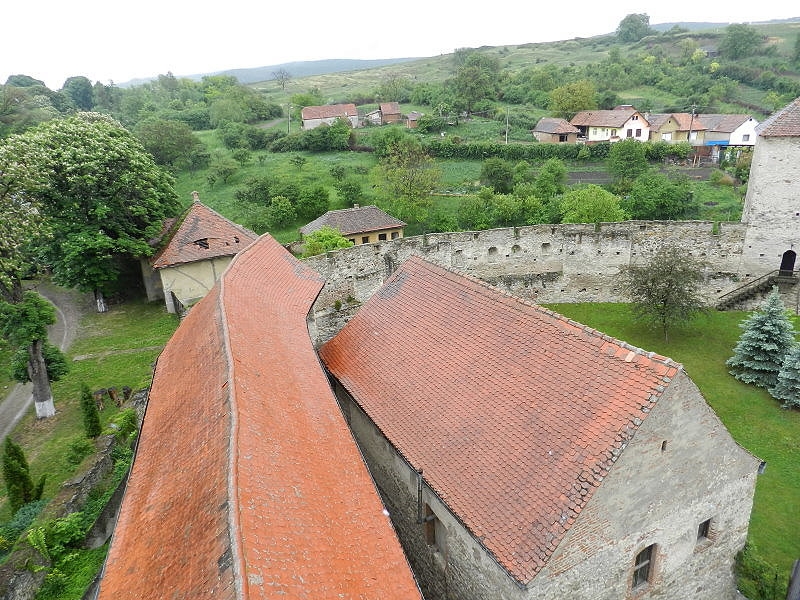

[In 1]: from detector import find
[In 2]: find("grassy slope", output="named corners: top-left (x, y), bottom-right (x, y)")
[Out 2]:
top-left (545, 303), bottom-right (800, 578)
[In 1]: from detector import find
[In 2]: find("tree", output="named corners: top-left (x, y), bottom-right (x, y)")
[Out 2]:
top-left (549, 80), bottom-right (597, 120)
top-left (61, 76), bottom-right (94, 110)
top-left (451, 52), bottom-right (501, 115)
top-left (769, 344), bottom-right (800, 409)
top-left (272, 68), bottom-right (292, 91)
top-left (480, 158), bottom-right (515, 194)
top-left (616, 14), bottom-right (654, 43)
top-left (532, 158), bottom-right (568, 200)
top-left (0, 291), bottom-right (66, 417)
top-left (2, 438), bottom-right (45, 513)
top-left (264, 196), bottom-right (296, 229)
top-left (607, 138), bottom-right (649, 192)
top-left (373, 136), bottom-right (441, 223)
top-left (560, 185), bottom-right (627, 224)
top-left (727, 289), bottom-right (797, 389)
top-left (134, 118), bottom-right (203, 168)
top-left (80, 384), bottom-right (102, 438)
top-left (8, 113), bottom-right (181, 311)
top-left (719, 23), bottom-right (762, 60)
top-left (620, 244), bottom-right (707, 341)
top-left (301, 226), bottom-right (353, 257)
top-left (621, 171), bottom-right (697, 220)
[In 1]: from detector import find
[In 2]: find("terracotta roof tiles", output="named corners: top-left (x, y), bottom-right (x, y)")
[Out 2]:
top-left (757, 96), bottom-right (800, 137)
top-left (534, 117), bottom-right (581, 134)
top-left (150, 199), bottom-right (258, 269)
top-left (570, 107), bottom-right (643, 128)
top-left (300, 103), bottom-right (358, 120)
top-left (99, 235), bottom-right (421, 599)
top-left (319, 257), bottom-right (681, 585)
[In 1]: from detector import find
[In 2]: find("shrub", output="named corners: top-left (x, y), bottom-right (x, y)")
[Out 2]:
top-left (66, 436), bottom-right (95, 467)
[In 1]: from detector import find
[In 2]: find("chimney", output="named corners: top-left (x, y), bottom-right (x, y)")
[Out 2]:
top-left (192, 191), bottom-right (200, 203)
top-left (353, 203), bottom-right (360, 209)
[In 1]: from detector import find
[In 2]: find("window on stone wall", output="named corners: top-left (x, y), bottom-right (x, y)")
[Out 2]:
top-left (362, 236), bottom-right (370, 244)
top-left (697, 518), bottom-right (712, 542)
top-left (391, 231), bottom-right (399, 239)
top-left (423, 504), bottom-right (438, 547)
top-left (632, 544), bottom-right (655, 589)
top-left (379, 233), bottom-right (387, 241)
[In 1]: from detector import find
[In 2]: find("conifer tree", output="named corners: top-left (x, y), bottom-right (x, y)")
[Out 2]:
top-left (769, 344), bottom-right (800, 409)
top-left (2, 438), bottom-right (45, 513)
top-left (80, 384), bottom-right (102, 438)
top-left (727, 289), bottom-right (797, 388)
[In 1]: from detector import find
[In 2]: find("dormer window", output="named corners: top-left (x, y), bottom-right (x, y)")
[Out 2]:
top-left (194, 238), bottom-right (209, 249)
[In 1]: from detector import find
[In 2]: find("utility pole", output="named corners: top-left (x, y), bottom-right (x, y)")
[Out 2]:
top-left (505, 106), bottom-right (509, 144)
top-left (287, 104), bottom-right (291, 134)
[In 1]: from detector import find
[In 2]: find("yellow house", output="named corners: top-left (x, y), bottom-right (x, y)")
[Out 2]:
top-left (142, 193), bottom-right (258, 313)
top-left (300, 204), bottom-right (406, 246)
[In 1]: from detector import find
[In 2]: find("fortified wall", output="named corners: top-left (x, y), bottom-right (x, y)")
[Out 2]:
top-left (305, 219), bottom-right (750, 344)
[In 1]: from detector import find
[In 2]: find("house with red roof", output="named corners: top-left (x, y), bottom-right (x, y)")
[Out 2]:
top-left (645, 112), bottom-right (708, 145)
top-left (700, 113), bottom-right (759, 162)
top-left (143, 192), bottom-right (258, 313)
top-left (301, 103), bottom-right (359, 129)
top-left (99, 234), bottom-right (422, 600)
top-left (300, 204), bottom-right (406, 246)
top-left (570, 105), bottom-right (651, 143)
top-left (319, 256), bottom-right (760, 600)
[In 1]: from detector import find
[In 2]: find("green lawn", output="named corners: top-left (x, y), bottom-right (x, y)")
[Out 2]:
top-left (545, 303), bottom-right (800, 582)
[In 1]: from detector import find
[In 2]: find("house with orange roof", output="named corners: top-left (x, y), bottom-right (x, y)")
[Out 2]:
top-left (570, 105), bottom-right (650, 143)
top-left (319, 256), bottom-right (760, 600)
top-left (646, 112), bottom-right (707, 145)
top-left (143, 192), bottom-right (258, 313)
top-left (300, 204), bottom-right (406, 246)
top-left (699, 113), bottom-right (759, 162)
top-left (301, 103), bottom-right (359, 129)
top-left (98, 234), bottom-right (422, 600)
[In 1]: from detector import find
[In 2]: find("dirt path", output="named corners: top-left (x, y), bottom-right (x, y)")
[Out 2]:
top-left (0, 283), bottom-right (93, 443)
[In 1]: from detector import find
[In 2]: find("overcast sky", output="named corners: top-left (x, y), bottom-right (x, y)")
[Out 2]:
top-left (3, 1), bottom-right (797, 90)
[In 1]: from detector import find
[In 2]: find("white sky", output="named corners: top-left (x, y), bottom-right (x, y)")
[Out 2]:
top-left (2, 1), bottom-right (797, 90)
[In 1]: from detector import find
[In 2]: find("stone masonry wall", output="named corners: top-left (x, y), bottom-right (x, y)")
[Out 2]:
top-left (305, 220), bottom-right (750, 344)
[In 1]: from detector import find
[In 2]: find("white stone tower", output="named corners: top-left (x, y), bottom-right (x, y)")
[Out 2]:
top-left (740, 96), bottom-right (800, 277)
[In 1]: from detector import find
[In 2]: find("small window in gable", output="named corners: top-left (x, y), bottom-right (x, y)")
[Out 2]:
top-left (632, 544), bottom-right (655, 589)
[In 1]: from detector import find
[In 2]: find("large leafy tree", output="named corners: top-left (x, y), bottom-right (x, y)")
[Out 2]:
top-left (450, 52), bottom-right (501, 115)
top-left (607, 138), bottom-right (650, 193)
top-left (616, 14), bottom-right (654, 43)
top-left (560, 185), bottom-right (627, 224)
top-left (13, 112), bottom-right (181, 311)
top-left (0, 292), bottom-right (66, 418)
top-left (134, 118), bottom-right (203, 168)
top-left (61, 76), bottom-right (94, 110)
top-left (549, 80), bottom-right (597, 120)
top-left (727, 289), bottom-right (797, 388)
top-left (621, 171), bottom-right (697, 220)
top-left (301, 226), bottom-right (353, 257)
top-left (719, 23), bottom-right (763, 60)
top-left (620, 244), bottom-right (707, 341)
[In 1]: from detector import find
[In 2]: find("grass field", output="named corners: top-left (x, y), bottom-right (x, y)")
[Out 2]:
top-left (545, 302), bottom-right (800, 584)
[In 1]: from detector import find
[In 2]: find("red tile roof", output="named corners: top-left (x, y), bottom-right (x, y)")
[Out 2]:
top-left (380, 101), bottom-right (401, 115)
top-left (99, 235), bottom-right (421, 599)
top-left (570, 107), bottom-right (646, 128)
top-left (757, 96), bottom-right (800, 137)
top-left (300, 103), bottom-right (358, 120)
top-left (319, 257), bottom-right (681, 584)
top-left (299, 205), bottom-right (406, 237)
top-left (150, 198), bottom-right (258, 269)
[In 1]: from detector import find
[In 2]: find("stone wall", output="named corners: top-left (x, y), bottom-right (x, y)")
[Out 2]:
top-left (305, 220), bottom-right (751, 344)
top-left (330, 369), bottom-right (760, 600)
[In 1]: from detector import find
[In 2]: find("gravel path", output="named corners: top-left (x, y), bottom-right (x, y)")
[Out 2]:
top-left (0, 283), bottom-right (93, 443)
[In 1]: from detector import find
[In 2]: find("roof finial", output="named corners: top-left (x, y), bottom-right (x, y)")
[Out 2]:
top-left (192, 191), bottom-right (200, 203)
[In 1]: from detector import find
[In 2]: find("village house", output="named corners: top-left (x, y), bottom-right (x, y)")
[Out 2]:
top-left (319, 256), bottom-right (760, 600)
top-left (570, 105), bottom-right (651, 143)
top-left (299, 204), bottom-right (406, 245)
top-left (532, 117), bottom-right (581, 143)
top-left (98, 234), bottom-right (423, 600)
top-left (301, 103), bottom-right (359, 129)
top-left (142, 192), bottom-right (258, 314)
top-left (364, 102), bottom-right (402, 126)
top-left (646, 112), bottom-right (707, 145)
top-left (698, 113), bottom-right (759, 162)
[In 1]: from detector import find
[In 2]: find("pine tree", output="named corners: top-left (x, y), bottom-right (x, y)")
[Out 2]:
top-left (769, 344), bottom-right (800, 409)
top-left (2, 438), bottom-right (45, 513)
top-left (727, 289), bottom-right (797, 388)
top-left (80, 384), bottom-right (102, 438)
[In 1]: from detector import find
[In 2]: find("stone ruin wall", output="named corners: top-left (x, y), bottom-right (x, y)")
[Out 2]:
top-left (304, 219), bottom-right (750, 344)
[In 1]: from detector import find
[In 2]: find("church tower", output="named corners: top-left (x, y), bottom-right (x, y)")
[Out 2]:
top-left (740, 97), bottom-right (800, 277)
